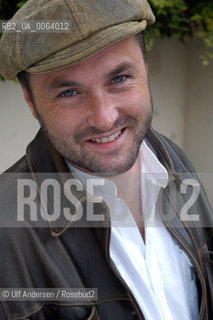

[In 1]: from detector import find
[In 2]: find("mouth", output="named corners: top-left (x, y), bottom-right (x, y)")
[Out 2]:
top-left (87, 128), bottom-right (125, 144)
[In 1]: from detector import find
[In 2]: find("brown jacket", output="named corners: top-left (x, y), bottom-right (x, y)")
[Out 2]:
top-left (0, 127), bottom-right (212, 319)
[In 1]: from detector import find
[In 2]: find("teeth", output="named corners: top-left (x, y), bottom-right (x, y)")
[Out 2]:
top-left (91, 130), bottom-right (122, 143)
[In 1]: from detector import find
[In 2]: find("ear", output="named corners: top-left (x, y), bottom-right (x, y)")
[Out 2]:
top-left (20, 84), bottom-right (38, 120)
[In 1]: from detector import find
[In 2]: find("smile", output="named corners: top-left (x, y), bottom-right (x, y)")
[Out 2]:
top-left (90, 129), bottom-right (122, 143)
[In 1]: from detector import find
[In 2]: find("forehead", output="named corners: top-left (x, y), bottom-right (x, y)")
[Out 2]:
top-left (30, 36), bottom-right (144, 84)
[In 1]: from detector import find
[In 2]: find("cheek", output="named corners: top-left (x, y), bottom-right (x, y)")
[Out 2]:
top-left (46, 107), bottom-right (85, 137)
top-left (118, 86), bottom-right (151, 116)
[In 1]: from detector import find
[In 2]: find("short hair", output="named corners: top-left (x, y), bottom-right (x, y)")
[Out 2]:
top-left (17, 31), bottom-right (147, 95)
top-left (135, 30), bottom-right (147, 63)
top-left (17, 69), bottom-right (32, 97)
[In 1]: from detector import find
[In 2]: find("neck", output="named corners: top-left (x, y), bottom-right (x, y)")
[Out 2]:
top-left (67, 154), bottom-right (144, 239)
top-left (109, 155), bottom-right (141, 196)
top-left (109, 155), bottom-right (144, 239)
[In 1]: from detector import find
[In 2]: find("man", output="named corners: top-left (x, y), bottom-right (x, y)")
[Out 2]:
top-left (0, 0), bottom-right (212, 319)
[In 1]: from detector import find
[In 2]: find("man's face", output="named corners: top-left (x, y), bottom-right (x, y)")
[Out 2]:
top-left (24, 36), bottom-right (152, 176)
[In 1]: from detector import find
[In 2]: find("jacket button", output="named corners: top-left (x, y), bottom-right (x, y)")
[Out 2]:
top-left (53, 305), bottom-right (59, 313)
top-left (131, 309), bottom-right (139, 319)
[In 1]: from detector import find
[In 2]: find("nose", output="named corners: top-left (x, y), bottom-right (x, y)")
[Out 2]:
top-left (86, 91), bottom-right (118, 130)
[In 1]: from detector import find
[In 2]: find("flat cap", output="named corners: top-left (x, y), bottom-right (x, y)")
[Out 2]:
top-left (0, 0), bottom-right (155, 80)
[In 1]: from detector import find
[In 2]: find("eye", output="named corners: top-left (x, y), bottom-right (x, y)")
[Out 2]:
top-left (60, 89), bottom-right (77, 97)
top-left (111, 75), bottom-right (127, 84)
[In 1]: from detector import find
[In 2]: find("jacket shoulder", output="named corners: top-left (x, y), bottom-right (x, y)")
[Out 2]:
top-left (4, 155), bottom-right (29, 174)
top-left (0, 155), bottom-right (29, 184)
top-left (0, 155), bottom-right (31, 226)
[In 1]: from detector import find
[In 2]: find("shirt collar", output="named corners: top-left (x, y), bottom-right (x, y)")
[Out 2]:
top-left (140, 139), bottom-right (168, 188)
top-left (139, 140), bottom-right (168, 225)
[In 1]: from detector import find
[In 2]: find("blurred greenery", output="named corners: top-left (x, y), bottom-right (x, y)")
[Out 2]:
top-left (0, 0), bottom-right (213, 80)
top-left (147, 0), bottom-right (213, 65)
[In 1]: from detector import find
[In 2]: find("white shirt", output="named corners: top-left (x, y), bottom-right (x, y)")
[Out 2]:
top-left (67, 140), bottom-right (199, 320)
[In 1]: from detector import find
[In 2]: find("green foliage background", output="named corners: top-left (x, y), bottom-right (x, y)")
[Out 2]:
top-left (147, 0), bottom-right (213, 65)
top-left (0, 0), bottom-right (213, 80)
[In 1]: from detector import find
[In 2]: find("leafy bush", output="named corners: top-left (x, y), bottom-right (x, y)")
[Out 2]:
top-left (147, 0), bottom-right (213, 65)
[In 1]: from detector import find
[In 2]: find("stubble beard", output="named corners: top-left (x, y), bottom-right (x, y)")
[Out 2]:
top-left (34, 104), bottom-right (153, 177)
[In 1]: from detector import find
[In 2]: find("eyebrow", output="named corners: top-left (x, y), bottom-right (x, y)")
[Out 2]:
top-left (105, 62), bottom-right (138, 80)
top-left (47, 80), bottom-right (81, 92)
top-left (47, 62), bottom-right (138, 92)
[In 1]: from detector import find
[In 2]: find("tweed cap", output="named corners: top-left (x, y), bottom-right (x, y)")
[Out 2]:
top-left (0, 0), bottom-right (155, 80)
